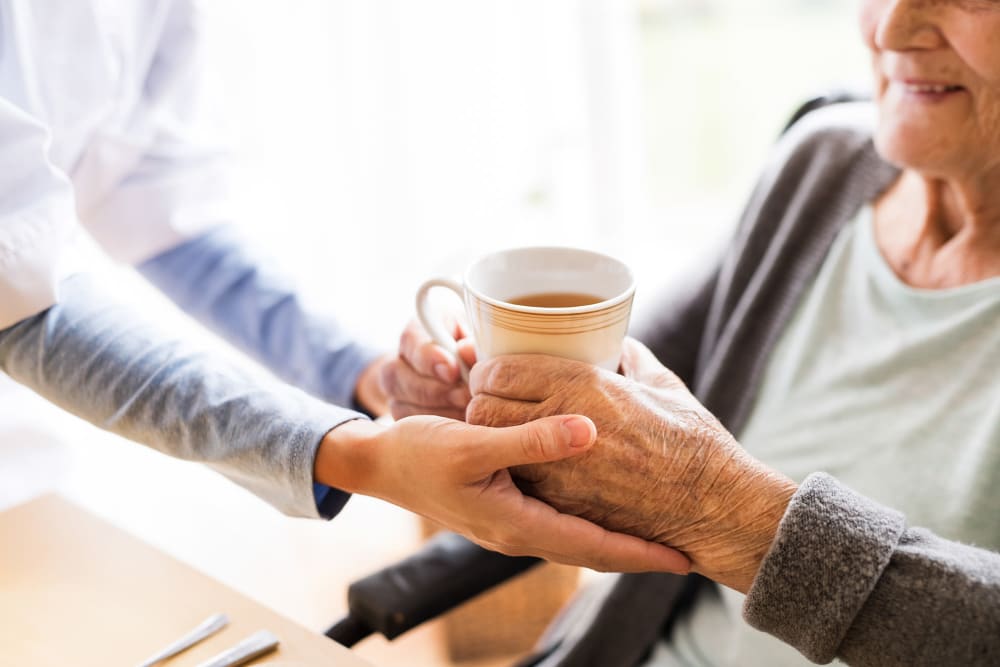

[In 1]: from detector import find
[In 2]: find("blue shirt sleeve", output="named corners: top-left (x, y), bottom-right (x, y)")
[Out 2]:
top-left (138, 225), bottom-right (381, 517)
top-left (138, 225), bottom-right (381, 407)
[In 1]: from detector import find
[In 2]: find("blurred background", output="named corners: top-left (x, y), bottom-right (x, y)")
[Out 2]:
top-left (204, 0), bottom-right (869, 344)
top-left (0, 1), bottom-right (868, 665)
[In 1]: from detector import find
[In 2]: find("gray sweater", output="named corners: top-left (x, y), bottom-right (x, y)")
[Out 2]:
top-left (523, 103), bottom-right (1000, 666)
top-left (0, 271), bottom-right (364, 519)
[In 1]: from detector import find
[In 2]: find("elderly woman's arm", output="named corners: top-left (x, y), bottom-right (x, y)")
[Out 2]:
top-left (468, 340), bottom-right (1000, 665)
top-left (747, 473), bottom-right (1000, 665)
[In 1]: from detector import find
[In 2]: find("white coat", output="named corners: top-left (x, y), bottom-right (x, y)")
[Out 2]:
top-left (0, 0), bottom-right (230, 328)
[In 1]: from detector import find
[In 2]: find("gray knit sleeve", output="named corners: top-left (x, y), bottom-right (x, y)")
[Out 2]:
top-left (744, 473), bottom-right (1000, 666)
top-left (0, 274), bottom-right (363, 518)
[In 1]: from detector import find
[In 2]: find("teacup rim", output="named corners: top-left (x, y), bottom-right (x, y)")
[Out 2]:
top-left (463, 245), bottom-right (636, 315)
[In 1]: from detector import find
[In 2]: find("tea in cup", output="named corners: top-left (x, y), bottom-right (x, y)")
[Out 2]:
top-left (416, 246), bottom-right (635, 376)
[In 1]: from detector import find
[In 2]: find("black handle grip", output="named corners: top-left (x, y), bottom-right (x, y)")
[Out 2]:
top-left (325, 532), bottom-right (540, 645)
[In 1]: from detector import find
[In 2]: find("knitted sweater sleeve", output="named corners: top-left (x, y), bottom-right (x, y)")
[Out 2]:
top-left (0, 275), bottom-right (361, 518)
top-left (744, 473), bottom-right (1000, 666)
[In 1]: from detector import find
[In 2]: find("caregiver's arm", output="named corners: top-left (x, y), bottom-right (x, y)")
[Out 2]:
top-left (138, 225), bottom-right (388, 416)
top-left (0, 275), bottom-right (359, 517)
top-left (0, 283), bottom-right (688, 572)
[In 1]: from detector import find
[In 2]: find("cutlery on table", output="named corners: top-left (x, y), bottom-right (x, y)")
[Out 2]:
top-left (136, 612), bottom-right (230, 667)
top-left (195, 629), bottom-right (280, 667)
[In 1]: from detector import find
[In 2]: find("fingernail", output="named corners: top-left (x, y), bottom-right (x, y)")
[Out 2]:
top-left (434, 363), bottom-right (454, 383)
top-left (561, 417), bottom-right (595, 448)
top-left (449, 386), bottom-right (470, 408)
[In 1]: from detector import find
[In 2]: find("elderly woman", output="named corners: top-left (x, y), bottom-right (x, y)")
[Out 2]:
top-left (383, 0), bottom-right (1000, 664)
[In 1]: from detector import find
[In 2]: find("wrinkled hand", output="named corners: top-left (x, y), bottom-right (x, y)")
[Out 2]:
top-left (467, 338), bottom-right (797, 592)
top-left (316, 413), bottom-right (690, 573)
top-left (379, 318), bottom-right (476, 420)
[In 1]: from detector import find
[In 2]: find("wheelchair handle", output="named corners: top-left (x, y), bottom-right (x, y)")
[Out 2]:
top-left (325, 532), bottom-right (541, 646)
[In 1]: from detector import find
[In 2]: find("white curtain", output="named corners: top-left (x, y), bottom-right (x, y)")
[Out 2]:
top-left (207, 0), bottom-right (646, 348)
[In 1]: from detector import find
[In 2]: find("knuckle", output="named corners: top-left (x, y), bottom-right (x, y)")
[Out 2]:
top-left (467, 360), bottom-right (488, 395)
top-left (465, 394), bottom-right (498, 426)
top-left (467, 395), bottom-right (504, 427)
top-left (568, 364), bottom-right (601, 389)
top-left (466, 396), bottom-right (487, 425)
top-left (485, 359), bottom-right (519, 394)
top-left (468, 396), bottom-right (531, 428)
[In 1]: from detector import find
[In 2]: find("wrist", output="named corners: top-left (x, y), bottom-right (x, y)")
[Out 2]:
top-left (314, 419), bottom-right (386, 495)
top-left (704, 467), bottom-right (797, 593)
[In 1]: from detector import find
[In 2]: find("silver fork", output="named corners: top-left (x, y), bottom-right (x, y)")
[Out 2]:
top-left (136, 612), bottom-right (230, 667)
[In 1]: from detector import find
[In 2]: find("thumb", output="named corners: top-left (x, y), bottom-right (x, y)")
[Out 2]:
top-left (474, 415), bottom-right (596, 473)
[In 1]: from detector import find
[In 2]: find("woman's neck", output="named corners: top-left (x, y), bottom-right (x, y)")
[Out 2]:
top-left (873, 170), bottom-right (1000, 289)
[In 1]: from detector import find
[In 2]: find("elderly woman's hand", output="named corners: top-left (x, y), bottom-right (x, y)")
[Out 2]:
top-left (467, 338), bottom-right (798, 592)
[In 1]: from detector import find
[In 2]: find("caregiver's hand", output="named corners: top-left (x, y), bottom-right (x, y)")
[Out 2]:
top-left (467, 338), bottom-right (798, 592)
top-left (380, 318), bottom-right (476, 421)
top-left (315, 412), bottom-right (690, 573)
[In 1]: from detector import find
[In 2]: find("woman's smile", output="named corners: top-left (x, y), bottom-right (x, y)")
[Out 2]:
top-left (892, 78), bottom-right (965, 101)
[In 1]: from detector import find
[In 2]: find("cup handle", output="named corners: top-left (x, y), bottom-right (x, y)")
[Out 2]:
top-left (415, 278), bottom-right (470, 383)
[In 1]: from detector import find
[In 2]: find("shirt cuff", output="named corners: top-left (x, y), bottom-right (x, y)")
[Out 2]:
top-left (743, 472), bottom-right (905, 663)
top-left (313, 482), bottom-right (351, 520)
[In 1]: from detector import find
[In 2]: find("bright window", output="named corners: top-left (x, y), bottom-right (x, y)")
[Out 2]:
top-left (630, 0), bottom-right (869, 304)
top-left (203, 0), bottom-right (870, 342)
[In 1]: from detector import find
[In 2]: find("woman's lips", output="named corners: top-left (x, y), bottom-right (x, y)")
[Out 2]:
top-left (892, 79), bottom-right (965, 102)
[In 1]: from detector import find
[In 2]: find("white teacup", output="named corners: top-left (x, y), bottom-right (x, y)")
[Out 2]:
top-left (416, 246), bottom-right (635, 378)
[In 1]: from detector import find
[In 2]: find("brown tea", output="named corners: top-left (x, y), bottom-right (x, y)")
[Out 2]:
top-left (506, 291), bottom-right (605, 308)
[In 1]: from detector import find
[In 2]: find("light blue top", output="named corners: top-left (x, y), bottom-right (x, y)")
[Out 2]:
top-left (646, 207), bottom-right (1000, 666)
top-left (138, 225), bottom-right (379, 413)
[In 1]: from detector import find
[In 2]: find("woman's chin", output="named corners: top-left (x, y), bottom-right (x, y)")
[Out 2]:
top-left (874, 129), bottom-right (953, 174)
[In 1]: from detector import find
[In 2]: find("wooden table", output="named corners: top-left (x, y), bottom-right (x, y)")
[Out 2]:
top-left (0, 494), bottom-right (374, 666)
